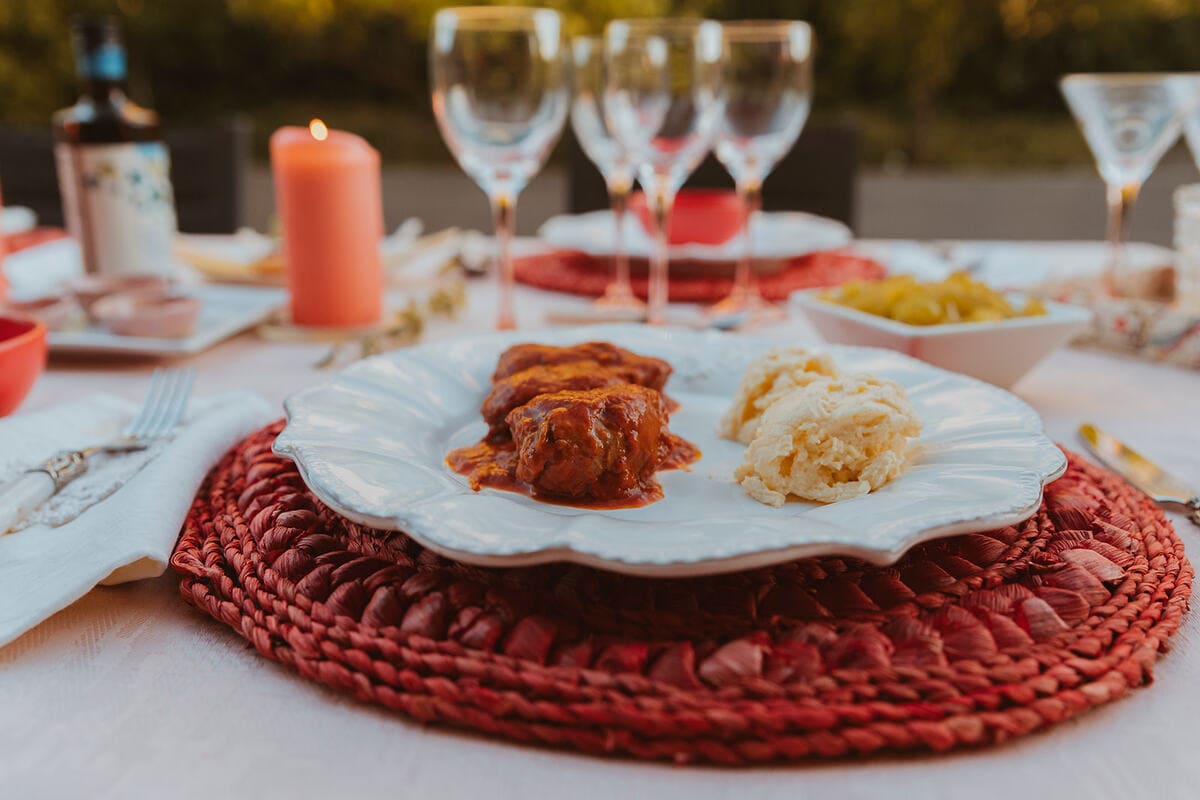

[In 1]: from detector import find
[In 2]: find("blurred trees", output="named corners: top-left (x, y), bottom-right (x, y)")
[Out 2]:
top-left (3, 0), bottom-right (1200, 167)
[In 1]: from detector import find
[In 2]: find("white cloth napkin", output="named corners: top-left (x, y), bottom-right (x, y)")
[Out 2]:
top-left (0, 390), bottom-right (273, 648)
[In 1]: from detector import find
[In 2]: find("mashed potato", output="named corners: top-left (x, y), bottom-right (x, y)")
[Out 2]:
top-left (731, 373), bottom-right (921, 506)
top-left (718, 348), bottom-right (838, 445)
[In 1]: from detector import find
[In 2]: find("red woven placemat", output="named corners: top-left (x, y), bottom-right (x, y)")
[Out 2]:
top-left (172, 422), bottom-right (1191, 764)
top-left (513, 249), bottom-right (885, 303)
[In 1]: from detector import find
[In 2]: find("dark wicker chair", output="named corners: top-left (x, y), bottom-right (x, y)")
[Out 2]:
top-left (565, 122), bottom-right (860, 229)
top-left (0, 116), bottom-right (251, 233)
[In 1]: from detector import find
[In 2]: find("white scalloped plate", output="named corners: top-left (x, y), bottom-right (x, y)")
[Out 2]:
top-left (537, 210), bottom-right (852, 261)
top-left (275, 325), bottom-right (1066, 577)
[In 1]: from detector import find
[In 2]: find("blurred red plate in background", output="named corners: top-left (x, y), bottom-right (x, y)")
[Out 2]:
top-left (513, 248), bottom-right (885, 304)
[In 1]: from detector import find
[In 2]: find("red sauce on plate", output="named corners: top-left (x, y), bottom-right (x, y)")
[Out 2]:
top-left (447, 433), bottom-right (699, 510)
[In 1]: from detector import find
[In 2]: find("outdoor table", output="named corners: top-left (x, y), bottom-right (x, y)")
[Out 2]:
top-left (3, 240), bottom-right (1198, 798)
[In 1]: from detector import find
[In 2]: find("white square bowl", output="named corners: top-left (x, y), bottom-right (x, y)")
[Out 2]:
top-left (790, 289), bottom-right (1094, 388)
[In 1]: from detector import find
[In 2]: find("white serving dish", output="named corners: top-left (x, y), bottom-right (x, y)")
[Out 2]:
top-left (538, 210), bottom-right (852, 261)
top-left (790, 290), bottom-right (1093, 388)
top-left (275, 325), bottom-right (1066, 578)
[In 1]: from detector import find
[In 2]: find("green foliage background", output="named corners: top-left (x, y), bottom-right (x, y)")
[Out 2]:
top-left (3, 0), bottom-right (1200, 168)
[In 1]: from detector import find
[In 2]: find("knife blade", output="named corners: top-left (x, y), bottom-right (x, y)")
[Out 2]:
top-left (1079, 423), bottom-right (1200, 526)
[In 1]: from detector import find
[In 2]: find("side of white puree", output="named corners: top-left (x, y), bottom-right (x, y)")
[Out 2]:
top-left (721, 348), bottom-right (922, 506)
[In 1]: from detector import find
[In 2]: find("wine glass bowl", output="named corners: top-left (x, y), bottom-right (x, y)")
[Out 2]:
top-left (709, 20), bottom-right (814, 323)
top-left (430, 6), bottom-right (568, 329)
top-left (714, 21), bottom-right (813, 188)
top-left (1168, 73), bottom-right (1200, 170)
top-left (604, 18), bottom-right (725, 324)
top-left (569, 35), bottom-right (642, 314)
top-left (1060, 73), bottom-right (1186, 295)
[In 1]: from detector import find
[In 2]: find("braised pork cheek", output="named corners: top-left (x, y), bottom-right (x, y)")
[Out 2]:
top-left (448, 342), bottom-right (698, 508)
top-left (491, 341), bottom-right (672, 392)
top-left (480, 361), bottom-right (628, 442)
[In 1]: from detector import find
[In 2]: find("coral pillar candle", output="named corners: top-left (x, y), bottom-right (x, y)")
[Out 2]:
top-left (269, 120), bottom-right (383, 327)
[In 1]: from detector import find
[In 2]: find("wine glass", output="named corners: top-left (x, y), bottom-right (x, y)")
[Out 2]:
top-left (709, 20), bottom-right (813, 325)
top-left (570, 36), bottom-right (643, 317)
top-left (1060, 73), bottom-right (1184, 296)
top-left (604, 18), bottom-right (725, 325)
top-left (1168, 72), bottom-right (1200, 170)
top-left (430, 6), bottom-right (568, 330)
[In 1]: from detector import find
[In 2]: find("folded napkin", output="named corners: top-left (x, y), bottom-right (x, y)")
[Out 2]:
top-left (0, 390), bottom-right (273, 648)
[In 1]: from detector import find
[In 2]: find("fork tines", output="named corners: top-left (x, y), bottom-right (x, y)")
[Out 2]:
top-left (124, 368), bottom-right (196, 441)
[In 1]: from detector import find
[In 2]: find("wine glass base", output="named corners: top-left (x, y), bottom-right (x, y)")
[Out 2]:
top-left (594, 285), bottom-right (646, 309)
top-left (706, 290), bottom-right (785, 330)
top-left (592, 286), bottom-right (647, 319)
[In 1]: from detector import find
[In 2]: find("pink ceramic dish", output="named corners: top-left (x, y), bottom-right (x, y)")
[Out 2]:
top-left (1, 295), bottom-right (86, 332)
top-left (0, 316), bottom-right (47, 416)
top-left (90, 289), bottom-right (202, 338)
top-left (67, 274), bottom-right (169, 311)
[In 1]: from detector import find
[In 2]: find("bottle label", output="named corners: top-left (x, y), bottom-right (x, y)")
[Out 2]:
top-left (55, 141), bottom-right (178, 276)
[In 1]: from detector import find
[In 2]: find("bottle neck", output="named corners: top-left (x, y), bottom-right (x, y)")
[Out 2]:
top-left (74, 39), bottom-right (128, 102)
top-left (79, 77), bottom-right (126, 104)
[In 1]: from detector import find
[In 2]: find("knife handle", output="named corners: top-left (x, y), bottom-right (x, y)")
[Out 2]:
top-left (0, 471), bottom-right (56, 534)
top-left (1188, 497), bottom-right (1200, 527)
top-left (0, 450), bottom-right (91, 535)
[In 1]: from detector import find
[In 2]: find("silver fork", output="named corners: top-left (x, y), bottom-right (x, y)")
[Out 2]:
top-left (0, 368), bottom-right (195, 534)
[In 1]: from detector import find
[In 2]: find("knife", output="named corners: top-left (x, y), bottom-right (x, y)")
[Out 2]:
top-left (1079, 423), bottom-right (1200, 526)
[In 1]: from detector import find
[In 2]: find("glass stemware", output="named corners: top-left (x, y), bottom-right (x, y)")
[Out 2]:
top-left (604, 18), bottom-right (725, 325)
top-left (430, 6), bottom-right (568, 329)
top-left (1060, 73), bottom-right (1184, 296)
top-left (1169, 72), bottom-right (1200, 171)
top-left (570, 36), bottom-right (644, 317)
top-left (709, 20), bottom-right (813, 325)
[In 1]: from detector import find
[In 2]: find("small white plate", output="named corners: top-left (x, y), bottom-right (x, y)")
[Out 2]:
top-left (791, 290), bottom-right (1094, 388)
top-left (275, 325), bottom-right (1066, 577)
top-left (538, 210), bottom-right (852, 261)
top-left (48, 284), bottom-right (285, 357)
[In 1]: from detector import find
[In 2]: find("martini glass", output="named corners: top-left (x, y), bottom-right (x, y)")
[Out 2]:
top-left (604, 18), bottom-right (725, 325)
top-left (709, 20), bottom-right (813, 326)
top-left (430, 7), bottom-right (568, 330)
top-left (570, 36), bottom-right (644, 317)
top-left (1061, 73), bottom-right (1185, 296)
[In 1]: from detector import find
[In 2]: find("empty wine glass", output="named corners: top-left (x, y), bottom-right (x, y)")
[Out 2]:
top-left (709, 20), bottom-right (813, 325)
top-left (570, 35), bottom-right (643, 317)
top-left (604, 18), bottom-right (725, 325)
top-left (1061, 73), bottom-right (1185, 296)
top-left (1168, 72), bottom-right (1200, 170)
top-left (430, 7), bottom-right (568, 329)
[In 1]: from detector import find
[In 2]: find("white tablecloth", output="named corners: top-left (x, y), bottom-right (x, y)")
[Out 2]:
top-left (3, 244), bottom-right (1199, 799)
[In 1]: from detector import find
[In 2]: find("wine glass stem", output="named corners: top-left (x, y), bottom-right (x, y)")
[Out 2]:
top-left (733, 181), bottom-right (763, 301)
top-left (648, 188), bottom-right (673, 325)
top-left (1105, 182), bottom-right (1139, 297)
top-left (609, 183), bottom-right (632, 297)
top-left (491, 193), bottom-right (517, 330)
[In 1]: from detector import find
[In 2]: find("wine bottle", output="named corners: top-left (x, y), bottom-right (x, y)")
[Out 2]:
top-left (52, 16), bottom-right (177, 277)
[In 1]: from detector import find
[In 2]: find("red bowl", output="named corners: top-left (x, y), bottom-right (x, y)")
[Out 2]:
top-left (0, 316), bottom-right (47, 416)
top-left (629, 189), bottom-right (743, 246)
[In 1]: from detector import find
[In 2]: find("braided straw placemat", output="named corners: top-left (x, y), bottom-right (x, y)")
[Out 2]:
top-left (172, 422), bottom-right (1191, 764)
top-left (512, 249), bottom-right (885, 303)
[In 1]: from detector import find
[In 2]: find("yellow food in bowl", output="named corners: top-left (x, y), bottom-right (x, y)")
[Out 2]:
top-left (822, 272), bottom-right (1046, 326)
